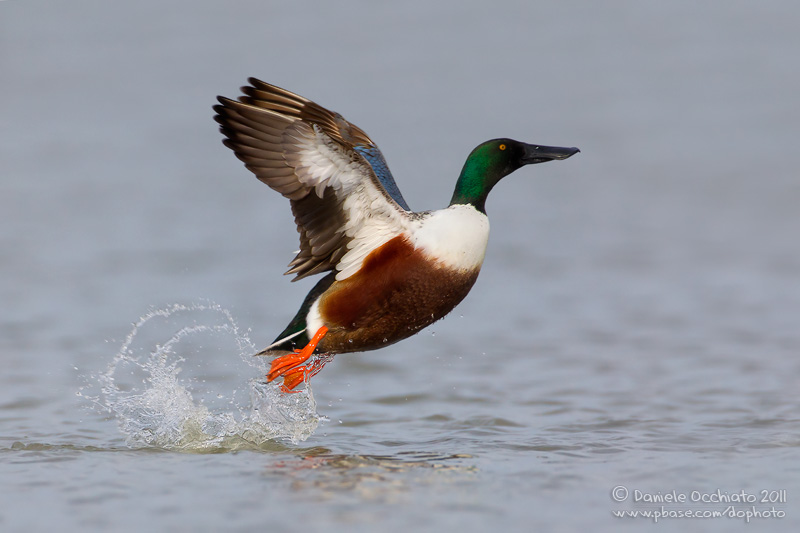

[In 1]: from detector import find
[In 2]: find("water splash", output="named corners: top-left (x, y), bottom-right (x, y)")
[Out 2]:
top-left (81, 302), bottom-right (321, 450)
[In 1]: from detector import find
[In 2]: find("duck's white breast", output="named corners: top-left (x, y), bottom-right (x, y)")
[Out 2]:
top-left (410, 204), bottom-right (490, 272)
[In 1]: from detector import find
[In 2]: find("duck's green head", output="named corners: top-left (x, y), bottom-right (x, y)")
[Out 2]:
top-left (450, 138), bottom-right (579, 213)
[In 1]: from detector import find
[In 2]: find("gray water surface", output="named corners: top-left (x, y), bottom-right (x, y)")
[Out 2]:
top-left (2, 1), bottom-right (799, 531)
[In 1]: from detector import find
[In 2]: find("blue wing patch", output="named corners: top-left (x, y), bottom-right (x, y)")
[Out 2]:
top-left (354, 145), bottom-right (411, 211)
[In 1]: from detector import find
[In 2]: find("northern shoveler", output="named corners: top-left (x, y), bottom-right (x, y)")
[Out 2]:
top-left (214, 79), bottom-right (579, 391)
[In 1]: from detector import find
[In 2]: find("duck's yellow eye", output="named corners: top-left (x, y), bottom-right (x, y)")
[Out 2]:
top-left (499, 144), bottom-right (506, 151)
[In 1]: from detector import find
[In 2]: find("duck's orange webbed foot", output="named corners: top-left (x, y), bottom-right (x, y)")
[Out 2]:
top-left (279, 355), bottom-right (333, 392)
top-left (266, 326), bottom-right (329, 392)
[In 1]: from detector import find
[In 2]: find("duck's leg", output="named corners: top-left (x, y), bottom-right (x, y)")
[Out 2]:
top-left (266, 326), bottom-right (328, 387)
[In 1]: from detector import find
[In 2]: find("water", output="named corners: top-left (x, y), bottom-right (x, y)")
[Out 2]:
top-left (82, 303), bottom-right (321, 449)
top-left (2, 1), bottom-right (800, 531)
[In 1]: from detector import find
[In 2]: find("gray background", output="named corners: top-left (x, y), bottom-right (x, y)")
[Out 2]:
top-left (2, 1), bottom-right (799, 531)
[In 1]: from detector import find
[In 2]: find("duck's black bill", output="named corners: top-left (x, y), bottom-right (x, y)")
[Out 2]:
top-left (522, 144), bottom-right (580, 165)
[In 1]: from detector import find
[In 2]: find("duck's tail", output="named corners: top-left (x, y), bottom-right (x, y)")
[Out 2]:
top-left (254, 271), bottom-right (336, 356)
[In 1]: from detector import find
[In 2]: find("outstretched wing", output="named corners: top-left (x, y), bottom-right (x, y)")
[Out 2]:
top-left (214, 79), bottom-right (413, 281)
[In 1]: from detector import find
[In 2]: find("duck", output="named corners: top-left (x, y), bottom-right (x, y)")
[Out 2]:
top-left (214, 79), bottom-right (579, 392)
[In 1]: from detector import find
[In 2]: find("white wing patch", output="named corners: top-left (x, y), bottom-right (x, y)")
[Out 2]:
top-left (287, 124), bottom-right (410, 281)
top-left (286, 125), bottom-right (363, 198)
top-left (337, 185), bottom-right (409, 280)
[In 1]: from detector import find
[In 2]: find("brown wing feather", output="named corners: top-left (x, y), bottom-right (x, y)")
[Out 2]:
top-left (241, 78), bottom-right (374, 147)
top-left (214, 80), bottom-right (409, 281)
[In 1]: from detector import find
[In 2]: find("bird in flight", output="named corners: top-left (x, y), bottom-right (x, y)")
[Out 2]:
top-left (214, 79), bottom-right (579, 392)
